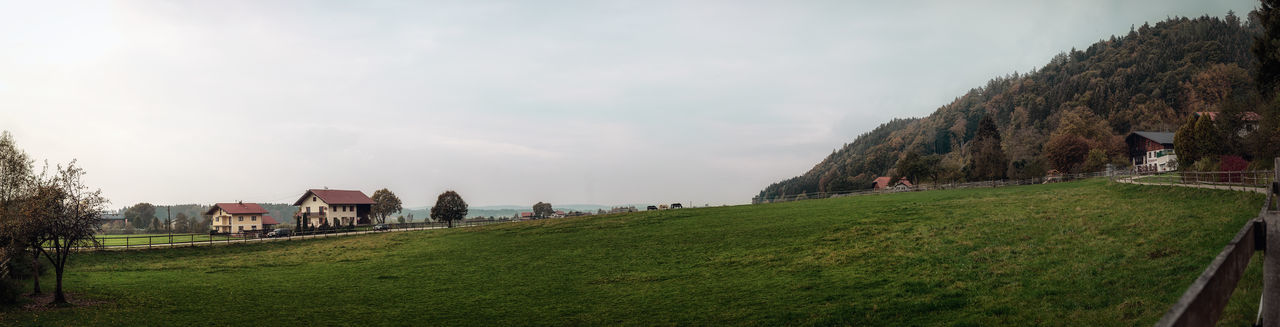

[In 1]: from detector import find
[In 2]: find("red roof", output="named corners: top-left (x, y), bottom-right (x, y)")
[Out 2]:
top-left (206, 202), bottom-right (268, 215)
top-left (292, 189), bottom-right (375, 205)
top-left (521, 212), bottom-right (534, 217)
top-left (872, 177), bottom-right (912, 190)
top-left (261, 216), bottom-right (279, 225)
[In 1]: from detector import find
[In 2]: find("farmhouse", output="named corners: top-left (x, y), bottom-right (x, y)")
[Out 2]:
top-left (871, 177), bottom-right (912, 191)
top-left (1125, 131), bottom-right (1177, 173)
top-left (1194, 111), bottom-right (1262, 136)
top-left (206, 202), bottom-right (280, 233)
top-left (292, 189), bottom-right (375, 227)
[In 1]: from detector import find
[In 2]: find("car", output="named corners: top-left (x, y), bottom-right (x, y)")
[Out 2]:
top-left (372, 224), bottom-right (389, 231)
top-left (646, 205), bottom-right (658, 211)
top-left (266, 228), bottom-right (291, 237)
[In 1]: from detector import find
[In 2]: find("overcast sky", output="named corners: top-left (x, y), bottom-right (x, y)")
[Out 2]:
top-left (0, 0), bottom-right (1259, 208)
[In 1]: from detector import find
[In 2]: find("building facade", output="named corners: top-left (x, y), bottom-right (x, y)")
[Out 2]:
top-left (205, 202), bottom-right (279, 234)
top-left (1125, 131), bottom-right (1178, 173)
top-left (292, 189), bottom-right (375, 227)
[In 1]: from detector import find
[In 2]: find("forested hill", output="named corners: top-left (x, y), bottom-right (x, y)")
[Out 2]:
top-left (757, 14), bottom-right (1259, 200)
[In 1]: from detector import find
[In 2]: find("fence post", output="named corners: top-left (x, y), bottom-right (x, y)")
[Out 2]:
top-left (1266, 157), bottom-right (1280, 327)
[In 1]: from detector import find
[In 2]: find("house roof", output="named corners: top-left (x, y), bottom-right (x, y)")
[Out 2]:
top-left (292, 189), bottom-right (375, 206)
top-left (261, 216), bottom-right (279, 225)
top-left (206, 202), bottom-right (269, 215)
top-left (1129, 131), bottom-right (1175, 145)
top-left (872, 177), bottom-right (912, 189)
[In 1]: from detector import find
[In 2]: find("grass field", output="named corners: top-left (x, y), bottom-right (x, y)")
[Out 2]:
top-left (0, 179), bottom-right (1266, 326)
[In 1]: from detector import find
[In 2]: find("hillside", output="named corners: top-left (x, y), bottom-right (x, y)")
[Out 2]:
top-left (758, 14), bottom-right (1259, 200)
top-left (0, 180), bottom-right (1263, 325)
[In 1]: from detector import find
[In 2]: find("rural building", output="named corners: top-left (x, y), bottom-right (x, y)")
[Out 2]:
top-left (292, 189), bottom-right (375, 227)
top-left (206, 202), bottom-right (280, 233)
top-left (871, 177), bottom-right (912, 191)
top-left (1194, 111), bottom-right (1262, 136)
top-left (1125, 131), bottom-right (1177, 172)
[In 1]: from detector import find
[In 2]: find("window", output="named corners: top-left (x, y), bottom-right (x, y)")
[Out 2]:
top-left (306, 207), bottom-right (311, 213)
top-left (252, 216), bottom-right (257, 221)
top-left (252, 225), bottom-right (257, 230)
top-left (313, 196), bottom-right (316, 202)
top-left (238, 216), bottom-right (244, 222)
top-left (238, 226), bottom-right (244, 231)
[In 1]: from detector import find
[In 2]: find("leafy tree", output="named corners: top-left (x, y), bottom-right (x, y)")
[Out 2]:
top-left (173, 213), bottom-right (191, 233)
top-left (1174, 115), bottom-right (1201, 165)
top-left (1255, 0), bottom-right (1280, 97)
top-left (1044, 134), bottom-right (1091, 173)
top-left (966, 116), bottom-right (1007, 180)
top-left (197, 215), bottom-right (212, 233)
top-left (532, 202), bottom-right (554, 218)
top-left (146, 217), bottom-right (162, 233)
top-left (0, 131), bottom-right (33, 287)
top-left (893, 152), bottom-right (940, 184)
top-left (430, 191), bottom-right (468, 228)
top-left (370, 188), bottom-right (402, 225)
top-left (123, 203), bottom-right (155, 231)
top-left (396, 216), bottom-right (405, 224)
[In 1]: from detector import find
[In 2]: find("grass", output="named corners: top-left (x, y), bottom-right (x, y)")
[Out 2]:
top-left (0, 179), bottom-right (1266, 326)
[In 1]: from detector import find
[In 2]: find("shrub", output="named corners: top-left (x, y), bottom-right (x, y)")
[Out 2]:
top-left (0, 278), bottom-right (20, 306)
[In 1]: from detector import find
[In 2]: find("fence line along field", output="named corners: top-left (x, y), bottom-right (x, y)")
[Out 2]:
top-left (0, 179), bottom-right (1265, 326)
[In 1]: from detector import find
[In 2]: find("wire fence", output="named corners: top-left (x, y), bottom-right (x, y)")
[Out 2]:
top-left (80, 219), bottom-right (513, 251)
top-left (752, 171), bottom-right (1127, 204)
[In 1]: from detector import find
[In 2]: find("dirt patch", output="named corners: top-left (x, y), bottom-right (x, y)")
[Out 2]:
top-left (17, 292), bottom-right (108, 312)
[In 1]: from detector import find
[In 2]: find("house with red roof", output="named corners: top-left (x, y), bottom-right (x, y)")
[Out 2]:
top-left (205, 202), bottom-right (279, 234)
top-left (292, 189), bottom-right (376, 227)
top-left (871, 177), bottom-right (913, 191)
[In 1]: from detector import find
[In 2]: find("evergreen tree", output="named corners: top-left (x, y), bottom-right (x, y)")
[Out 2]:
top-left (967, 116), bottom-right (1008, 180)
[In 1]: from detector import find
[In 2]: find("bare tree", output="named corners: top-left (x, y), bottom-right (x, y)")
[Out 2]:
top-left (370, 188), bottom-right (402, 224)
top-left (430, 191), bottom-right (468, 228)
top-left (35, 161), bottom-right (107, 304)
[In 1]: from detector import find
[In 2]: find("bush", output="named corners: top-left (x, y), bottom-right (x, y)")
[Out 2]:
top-left (6, 253), bottom-right (48, 280)
top-left (0, 278), bottom-right (20, 306)
top-left (1190, 157), bottom-right (1220, 172)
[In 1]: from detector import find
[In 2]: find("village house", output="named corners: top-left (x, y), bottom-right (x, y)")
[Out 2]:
top-left (1125, 131), bottom-right (1177, 173)
top-left (205, 202), bottom-right (280, 234)
top-left (292, 189), bottom-right (375, 227)
top-left (871, 177), bottom-right (913, 191)
top-left (1194, 111), bottom-right (1262, 137)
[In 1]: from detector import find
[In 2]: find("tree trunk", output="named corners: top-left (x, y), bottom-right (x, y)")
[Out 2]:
top-left (448, 219), bottom-right (453, 228)
top-left (52, 266), bottom-right (65, 304)
top-left (30, 250), bottom-right (40, 295)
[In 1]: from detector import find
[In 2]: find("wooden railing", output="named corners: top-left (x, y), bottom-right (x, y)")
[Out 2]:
top-left (1155, 160), bottom-right (1280, 327)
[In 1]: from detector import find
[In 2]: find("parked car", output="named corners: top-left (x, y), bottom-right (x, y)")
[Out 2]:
top-left (372, 224), bottom-right (389, 231)
top-left (266, 228), bottom-right (291, 237)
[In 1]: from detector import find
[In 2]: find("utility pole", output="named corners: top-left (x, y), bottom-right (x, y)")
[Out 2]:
top-left (166, 206), bottom-right (172, 237)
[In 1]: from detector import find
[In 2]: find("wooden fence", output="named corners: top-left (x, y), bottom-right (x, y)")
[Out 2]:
top-left (1155, 161), bottom-right (1280, 326)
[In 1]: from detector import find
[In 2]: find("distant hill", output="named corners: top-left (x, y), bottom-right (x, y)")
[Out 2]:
top-left (758, 14), bottom-right (1259, 200)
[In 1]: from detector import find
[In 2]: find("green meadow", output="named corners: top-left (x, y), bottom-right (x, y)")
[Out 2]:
top-left (0, 179), bottom-right (1265, 326)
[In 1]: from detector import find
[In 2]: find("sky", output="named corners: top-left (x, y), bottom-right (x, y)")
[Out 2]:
top-left (0, 0), bottom-right (1260, 208)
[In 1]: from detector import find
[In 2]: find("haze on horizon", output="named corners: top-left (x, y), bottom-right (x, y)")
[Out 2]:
top-left (0, 0), bottom-right (1257, 208)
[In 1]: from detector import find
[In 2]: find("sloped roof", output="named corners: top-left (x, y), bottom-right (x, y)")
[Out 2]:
top-left (292, 189), bottom-right (375, 206)
top-left (872, 177), bottom-right (912, 190)
top-left (1129, 131), bottom-right (1175, 145)
top-left (206, 202), bottom-right (269, 215)
top-left (261, 216), bottom-right (279, 225)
